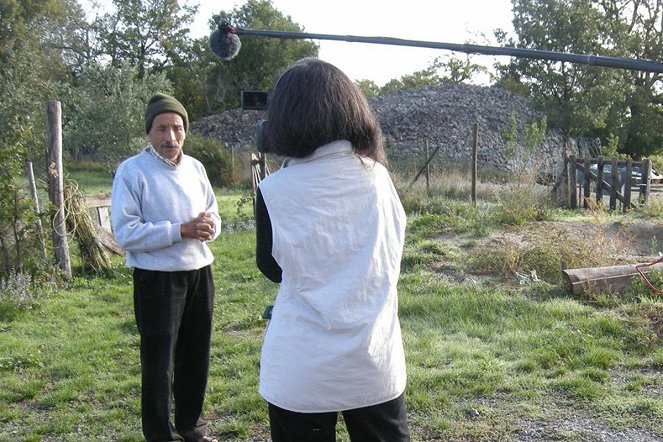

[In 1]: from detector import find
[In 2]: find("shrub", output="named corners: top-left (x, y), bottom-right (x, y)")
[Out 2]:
top-left (635, 198), bottom-right (663, 219)
top-left (185, 134), bottom-right (239, 187)
top-left (0, 270), bottom-right (56, 317)
top-left (468, 226), bottom-right (613, 285)
top-left (0, 132), bottom-right (52, 279)
top-left (0, 271), bottom-right (38, 309)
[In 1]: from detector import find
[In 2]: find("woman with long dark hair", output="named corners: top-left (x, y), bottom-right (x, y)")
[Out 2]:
top-left (255, 58), bottom-right (409, 442)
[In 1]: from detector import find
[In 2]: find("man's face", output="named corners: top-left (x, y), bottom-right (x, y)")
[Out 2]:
top-left (148, 112), bottom-right (186, 162)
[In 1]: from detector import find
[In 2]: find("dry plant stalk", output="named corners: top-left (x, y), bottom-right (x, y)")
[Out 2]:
top-left (63, 179), bottom-right (112, 272)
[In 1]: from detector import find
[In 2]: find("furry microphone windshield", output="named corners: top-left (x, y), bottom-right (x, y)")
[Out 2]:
top-left (209, 23), bottom-right (241, 60)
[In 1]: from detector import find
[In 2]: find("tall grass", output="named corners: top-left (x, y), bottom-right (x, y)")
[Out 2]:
top-left (1, 164), bottom-right (662, 440)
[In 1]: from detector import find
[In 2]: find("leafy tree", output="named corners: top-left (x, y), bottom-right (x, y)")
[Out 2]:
top-left (0, 46), bottom-right (54, 278)
top-left (498, 0), bottom-right (616, 139)
top-left (599, 133), bottom-right (629, 159)
top-left (355, 79), bottom-right (381, 99)
top-left (594, 0), bottom-right (663, 157)
top-left (524, 115), bottom-right (547, 154)
top-left (0, 0), bottom-right (52, 60)
top-left (440, 56), bottom-right (489, 84)
top-left (0, 0), bottom-right (91, 161)
top-left (166, 36), bottom-right (224, 119)
top-left (1, 0), bottom-right (90, 81)
top-left (498, 0), bottom-right (662, 157)
top-left (502, 113), bottom-right (519, 158)
top-left (501, 112), bottom-right (548, 182)
top-left (206, 0), bottom-right (318, 111)
top-left (379, 60), bottom-right (443, 95)
top-left (0, 127), bottom-right (46, 278)
top-left (372, 55), bottom-right (488, 96)
top-left (62, 61), bottom-right (172, 171)
top-left (96, 0), bottom-right (197, 79)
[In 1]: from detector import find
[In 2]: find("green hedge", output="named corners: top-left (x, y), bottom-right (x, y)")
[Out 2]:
top-left (185, 134), bottom-right (239, 187)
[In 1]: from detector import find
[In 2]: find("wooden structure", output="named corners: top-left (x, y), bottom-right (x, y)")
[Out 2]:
top-left (84, 193), bottom-right (113, 232)
top-left (250, 152), bottom-right (270, 213)
top-left (564, 155), bottom-right (652, 212)
top-left (46, 101), bottom-right (72, 279)
top-left (83, 193), bottom-right (123, 256)
top-left (25, 161), bottom-right (47, 259)
top-left (250, 153), bottom-right (269, 190)
top-left (563, 261), bottom-right (663, 295)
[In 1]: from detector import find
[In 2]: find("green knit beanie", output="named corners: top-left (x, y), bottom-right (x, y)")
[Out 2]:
top-left (145, 93), bottom-right (189, 134)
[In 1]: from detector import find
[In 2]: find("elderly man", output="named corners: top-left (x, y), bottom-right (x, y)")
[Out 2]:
top-left (111, 93), bottom-right (220, 442)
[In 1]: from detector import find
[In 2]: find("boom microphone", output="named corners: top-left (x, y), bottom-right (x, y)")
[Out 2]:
top-left (209, 23), bottom-right (241, 60)
top-left (208, 24), bottom-right (663, 74)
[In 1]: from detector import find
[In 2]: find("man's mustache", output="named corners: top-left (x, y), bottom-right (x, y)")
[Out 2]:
top-left (160, 142), bottom-right (180, 149)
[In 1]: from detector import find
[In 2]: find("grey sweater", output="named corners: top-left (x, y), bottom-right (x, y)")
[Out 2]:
top-left (111, 147), bottom-right (221, 271)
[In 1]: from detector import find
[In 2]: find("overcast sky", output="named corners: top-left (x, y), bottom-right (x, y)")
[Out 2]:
top-left (191, 0), bottom-right (516, 85)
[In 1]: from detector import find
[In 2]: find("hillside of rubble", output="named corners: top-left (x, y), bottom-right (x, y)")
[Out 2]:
top-left (190, 83), bottom-right (572, 173)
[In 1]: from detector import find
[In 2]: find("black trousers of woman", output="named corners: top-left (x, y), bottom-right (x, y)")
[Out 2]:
top-left (133, 266), bottom-right (215, 442)
top-left (268, 393), bottom-right (410, 442)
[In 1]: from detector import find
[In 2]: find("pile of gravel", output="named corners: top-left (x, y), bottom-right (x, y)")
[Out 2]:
top-left (190, 83), bottom-right (572, 174)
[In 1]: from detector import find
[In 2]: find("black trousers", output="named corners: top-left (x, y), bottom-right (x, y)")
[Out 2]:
top-left (268, 393), bottom-right (410, 442)
top-left (133, 266), bottom-right (215, 442)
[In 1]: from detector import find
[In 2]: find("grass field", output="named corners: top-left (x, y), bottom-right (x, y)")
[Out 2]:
top-left (1, 168), bottom-right (662, 441)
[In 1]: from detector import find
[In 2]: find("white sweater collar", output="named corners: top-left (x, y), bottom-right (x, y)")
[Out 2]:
top-left (283, 140), bottom-right (353, 168)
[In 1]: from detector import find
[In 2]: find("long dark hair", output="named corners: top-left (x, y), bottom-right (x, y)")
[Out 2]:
top-left (264, 58), bottom-right (387, 166)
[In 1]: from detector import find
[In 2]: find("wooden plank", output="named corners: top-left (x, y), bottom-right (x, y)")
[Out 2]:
top-left (640, 159), bottom-right (652, 205)
top-left (564, 262), bottom-right (663, 295)
top-left (595, 156), bottom-right (604, 203)
top-left (570, 273), bottom-right (640, 295)
top-left (98, 207), bottom-right (112, 232)
top-left (609, 157), bottom-right (618, 210)
top-left (623, 159), bottom-right (632, 212)
top-left (409, 144), bottom-right (442, 188)
top-left (569, 155), bottom-right (577, 209)
top-left (95, 224), bottom-right (124, 256)
top-left (563, 262), bottom-right (663, 283)
top-left (84, 192), bottom-right (112, 208)
top-left (583, 157), bottom-right (591, 208)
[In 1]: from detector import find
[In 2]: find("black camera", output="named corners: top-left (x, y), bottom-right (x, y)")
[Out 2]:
top-left (240, 90), bottom-right (269, 110)
top-left (241, 91), bottom-right (270, 153)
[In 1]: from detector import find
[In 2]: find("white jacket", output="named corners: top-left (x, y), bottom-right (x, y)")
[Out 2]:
top-left (258, 140), bottom-right (407, 412)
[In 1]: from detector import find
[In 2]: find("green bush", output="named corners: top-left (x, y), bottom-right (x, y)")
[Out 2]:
top-left (185, 134), bottom-right (239, 187)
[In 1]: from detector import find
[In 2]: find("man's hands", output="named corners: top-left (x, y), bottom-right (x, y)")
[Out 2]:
top-left (181, 212), bottom-right (215, 242)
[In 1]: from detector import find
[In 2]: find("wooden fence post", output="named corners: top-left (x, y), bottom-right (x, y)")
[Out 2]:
top-left (552, 153), bottom-right (568, 197)
top-left (595, 156), bottom-right (604, 204)
top-left (609, 157), bottom-right (618, 211)
top-left (46, 101), bottom-right (71, 280)
top-left (583, 157), bottom-right (591, 208)
top-left (472, 123), bottom-right (478, 206)
top-left (259, 153), bottom-right (267, 180)
top-left (623, 159), bottom-right (633, 212)
top-left (25, 161), bottom-right (47, 259)
top-left (640, 159), bottom-right (652, 205)
top-left (409, 143), bottom-right (442, 189)
top-left (568, 155), bottom-right (577, 209)
top-left (425, 140), bottom-right (430, 192)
